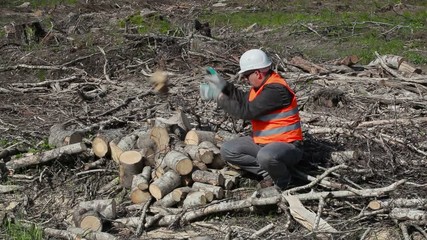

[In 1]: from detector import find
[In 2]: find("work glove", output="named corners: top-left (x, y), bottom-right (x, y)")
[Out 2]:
top-left (200, 82), bottom-right (221, 101)
top-left (205, 67), bottom-right (226, 91)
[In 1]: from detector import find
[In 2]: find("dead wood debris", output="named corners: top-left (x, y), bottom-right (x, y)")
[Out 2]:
top-left (1, 7), bottom-right (427, 240)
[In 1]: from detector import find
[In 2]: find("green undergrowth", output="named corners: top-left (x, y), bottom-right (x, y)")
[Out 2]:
top-left (201, 1), bottom-right (427, 64)
top-left (119, 13), bottom-right (174, 35)
top-left (4, 220), bottom-right (43, 240)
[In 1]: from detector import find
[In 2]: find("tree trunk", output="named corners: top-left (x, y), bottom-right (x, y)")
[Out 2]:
top-left (91, 129), bottom-right (123, 159)
top-left (162, 150), bottom-right (193, 175)
top-left (185, 130), bottom-right (216, 145)
top-left (48, 123), bottom-right (84, 148)
top-left (191, 170), bottom-right (224, 186)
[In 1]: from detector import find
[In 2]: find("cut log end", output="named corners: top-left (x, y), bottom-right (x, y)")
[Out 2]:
top-left (80, 215), bottom-right (102, 232)
top-left (92, 138), bottom-right (109, 158)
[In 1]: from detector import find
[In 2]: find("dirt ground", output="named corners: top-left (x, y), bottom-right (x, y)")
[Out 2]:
top-left (1, 1), bottom-right (427, 239)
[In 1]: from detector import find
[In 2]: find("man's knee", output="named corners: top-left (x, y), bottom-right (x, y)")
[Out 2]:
top-left (257, 151), bottom-right (275, 170)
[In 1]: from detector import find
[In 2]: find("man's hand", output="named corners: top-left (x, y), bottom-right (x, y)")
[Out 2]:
top-left (205, 67), bottom-right (226, 90)
top-left (200, 83), bottom-right (221, 101)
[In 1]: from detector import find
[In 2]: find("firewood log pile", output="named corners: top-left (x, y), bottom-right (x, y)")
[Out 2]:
top-left (1, 31), bottom-right (427, 238)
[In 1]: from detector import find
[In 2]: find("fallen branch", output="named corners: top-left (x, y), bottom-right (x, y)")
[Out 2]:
top-left (6, 142), bottom-right (88, 170)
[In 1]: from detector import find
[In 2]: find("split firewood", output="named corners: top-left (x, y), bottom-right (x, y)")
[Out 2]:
top-left (48, 123), bottom-right (84, 148)
top-left (6, 142), bottom-right (87, 170)
top-left (183, 191), bottom-right (208, 208)
top-left (162, 150), bottom-right (193, 175)
top-left (92, 129), bottom-right (123, 159)
top-left (191, 170), bottom-right (225, 186)
top-left (184, 144), bottom-right (214, 164)
top-left (185, 130), bottom-right (216, 145)
top-left (192, 182), bottom-right (224, 199)
top-left (131, 166), bottom-right (152, 191)
top-left (119, 150), bottom-right (144, 189)
top-left (368, 198), bottom-right (427, 210)
top-left (72, 210), bottom-right (103, 231)
top-left (149, 170), bottom-right (181, 200)
top-left (150, 126), bottom-right (170, 153)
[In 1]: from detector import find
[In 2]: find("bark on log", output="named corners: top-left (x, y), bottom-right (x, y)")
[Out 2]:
top-left (67, 226), bottom-right (117, 240)
top-left (185, 130), bottom-right (216, 145)
top-left (97, 177), bottom-right (119, 195)
top-left (192, 182), bottom-right (224, 199)
top-left (149, 170), bottom-right (181, 200)
top-left (154, 110), bottom-right (192, 140)
top-left (48, 123), bottom-right (84, 148)
top-left (135, 133), bottom-right (156, 166)
top-left (368, 198), bottom-right (427, 210)
top-left (6, 142), bottom-right (87, 170)
top-left (171, 186), bottom-right (214, 203)
top-left (92, 129), bottom-right (123, 159)
top-left (162, 150), bottom-right (193, 175)
top-left (191, 170), bottom-right (224, 186)
top-left (389, 208), bottom-right (427, 221)
top-left (399, 61), bottom-right (422, 74)
top-left (198, 141), bottom-right (220, 154)
top-left (119, 150), bottom-right (144, 189)
top-left (369, 54), bottom-right (404, 69)
top-left (131, 166), bottom-right (152, 191)
top-left (192, 160), bottom-right (208, 171)
top-left (184, 145), bottom-right (214, 164)
top-left (77, 199), bottom-right (116, 219)
top-left (152, 191), bottom-right (180, 207)
top-left (183, 191), bottom-right (207, 208)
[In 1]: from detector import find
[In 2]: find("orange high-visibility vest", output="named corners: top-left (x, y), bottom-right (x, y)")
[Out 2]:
top-left (249, 72), bottom-right (303, 144)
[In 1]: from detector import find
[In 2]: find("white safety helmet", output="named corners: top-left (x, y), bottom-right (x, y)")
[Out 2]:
top-left (238, 49), bottom-right (272, 74)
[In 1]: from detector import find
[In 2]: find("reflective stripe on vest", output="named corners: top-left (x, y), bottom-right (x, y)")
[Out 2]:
top-left (255, 107), bottom-right (299, 122)
top-left (249, 72), bottom-right (303, 144)
top-left (253, 121), bottom-right (301, 137)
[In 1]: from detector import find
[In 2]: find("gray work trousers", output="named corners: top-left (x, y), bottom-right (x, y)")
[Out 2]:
top-left (220, 136), bottom-right (303, 188)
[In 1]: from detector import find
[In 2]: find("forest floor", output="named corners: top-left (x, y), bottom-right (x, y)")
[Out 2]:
top-left (1, 0), bottom-right (426, 239)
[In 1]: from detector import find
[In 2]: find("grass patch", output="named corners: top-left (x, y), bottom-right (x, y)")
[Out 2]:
top-left (4, 220), bottom-right (43, 240)
top-left (119, 13), bottom-right (173, 34)
top-left (201, 2), bottom-right (427, 64)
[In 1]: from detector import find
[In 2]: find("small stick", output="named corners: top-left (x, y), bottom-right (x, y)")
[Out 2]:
top-left (313, 197), bottom-right (325, 233)
top-left (285, 164), bottom-right (347, 194)
top-left (249, 223), bottom-right (275, 239)
top-left (398, 222), bottom-right (411, 240)
top-left (135, 196), bottom-right (153, 237)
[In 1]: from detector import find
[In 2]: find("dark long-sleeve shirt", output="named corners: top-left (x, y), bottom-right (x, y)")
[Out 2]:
top-left (217, 72), bottom-right (293, 120)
